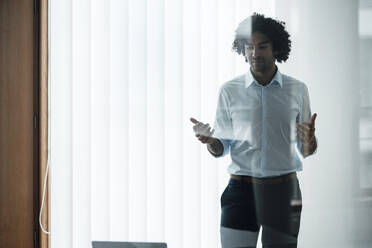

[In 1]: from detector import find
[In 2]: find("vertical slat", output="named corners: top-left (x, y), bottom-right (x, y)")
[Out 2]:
top-left (200, 0), bottom-right (219, 247)
top-left (275, 0), bottom-right (300, 77)
top-left (216, 4), bottom-right (237, 246)
top-left (182, 0), bottom-right (201, 247)
top-left (50, 0), bottom-right (73, 247)
top-left (109, 0), bottom-right (130, 241)
top-left (146, 0), bottom-right (166, 242)
top-left (275, 0), bottom-right (296, 34)
top-left (164, 0), bottom-right (183, 247)
top-left (128, 0), bottom-right (148, 240)
top-left (217, 0), bottom-right (236, 84)
top-left (91, 0), bottom-right (111, 240)
top-left (252, 0), bottom-right (276, 17)
top-left (236, 0), bottom-right (253, 22)
top-left (235, 0), bottom-right (253, 74)
top-left (72, 0), bottom-right (92, 247)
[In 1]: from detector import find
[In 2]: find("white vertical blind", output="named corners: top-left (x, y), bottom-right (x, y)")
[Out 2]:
top-left (49, 1), bottom-right (315, 248)
top-left (252, 0), bottom-right (276, 17)
top-left (50, 0), bottom-right (72, 247)
top-left (109, 0), bottom-right (129, 241)
top-left (182, 0), bottom-right (201, 247)
top-left (163, 0), bottom-right (183, 247)
top-left (91, 0), bottom-right (111, 240)
top-left (200, 0), bottom-right (219, 247)
top-left (71, 0), bottom-right (92, 247)
top-left (128, 0), bottom-right (148, 241)
top-left (146, 0), bottom-right (165, 242)
top-left (215, 2), bottom-right (237, 220)
top-left (234, 0), bottom-right (252, 75)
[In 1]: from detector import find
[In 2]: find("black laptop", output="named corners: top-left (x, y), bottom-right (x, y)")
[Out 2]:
top-left (92, 241), bottom-right (167, 248)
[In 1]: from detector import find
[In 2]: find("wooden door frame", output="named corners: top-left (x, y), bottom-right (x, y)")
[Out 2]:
top-left (0, 0), bottom-right (45, 247)
top-left (34, 0), bottom-right (41, 247)
top-left (39, 0), bottom-right (49, 247)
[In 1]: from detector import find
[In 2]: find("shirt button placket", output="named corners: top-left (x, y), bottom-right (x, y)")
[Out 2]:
top-left (261, 86), bottom-right (266, 176)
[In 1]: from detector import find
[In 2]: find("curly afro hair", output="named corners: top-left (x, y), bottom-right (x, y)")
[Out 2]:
top-left (232, 13), bottom-right (291, 63)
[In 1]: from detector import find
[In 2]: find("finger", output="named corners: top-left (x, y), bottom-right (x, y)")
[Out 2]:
top-left (201, 124), bottom-right (211, 131)
top-left (297, 136), bottom-right (314, 143)
top-left (297, 133), bottom-right (315, 143)
top-left (310, 113), bottom-right (317, 127)
top-left (200, 124), bottom-right (209, 131)
top-left (297, 123), bottom-right (312, 130)
top-left (299, 115), bottom-right (317, 129)
top-left (190, 117), bottom-right (200, 124)
top-left (297, 123), bottom-right (315, 131)
top-left (297, 127), bottom-right (313, 136)
top-left (299, 129), bottom-right (315, 139)
top-left (190, 117), bottom-right (199, 124)
top-left (297, 130), bottom-right (315, 141)
top-left (300, 140), bottom-right (315, 148)
top-left (296, 126), bottom-right (306, 137)
top-left (203, 123), bottom-right (210, 130)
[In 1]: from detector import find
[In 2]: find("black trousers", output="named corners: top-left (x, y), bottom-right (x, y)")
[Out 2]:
top-left (220, 174), bottom-right (302, 248)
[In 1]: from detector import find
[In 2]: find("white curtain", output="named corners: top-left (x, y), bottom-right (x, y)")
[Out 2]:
top-left (50, 1), bottom-right (277, 247)
top-left (50, 0), bottom-right (361, 248)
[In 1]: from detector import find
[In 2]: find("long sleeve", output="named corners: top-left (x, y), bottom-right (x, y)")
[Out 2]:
top-left (211, 87), bottom-right (234, 158)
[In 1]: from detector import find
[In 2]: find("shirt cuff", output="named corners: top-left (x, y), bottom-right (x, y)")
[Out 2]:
top-left (209, 138), bottom-right (231, 158)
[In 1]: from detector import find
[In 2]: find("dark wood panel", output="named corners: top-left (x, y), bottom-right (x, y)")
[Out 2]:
top-left (0, 0), bottom-right (39, 247)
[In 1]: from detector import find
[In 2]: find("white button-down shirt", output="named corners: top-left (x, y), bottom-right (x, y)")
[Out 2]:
top-left (212, 69), bottom-right (313, 178)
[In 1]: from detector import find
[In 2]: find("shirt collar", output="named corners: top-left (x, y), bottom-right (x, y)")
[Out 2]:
top-left (245, 67), bottom-right (283, 88)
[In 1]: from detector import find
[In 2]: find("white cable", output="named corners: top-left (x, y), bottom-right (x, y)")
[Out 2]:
top-left (39, 156), bottom-right (50, 235)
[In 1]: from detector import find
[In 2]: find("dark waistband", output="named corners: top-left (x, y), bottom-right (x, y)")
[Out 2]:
top-left (230, 172), bottom-right (296, 184)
